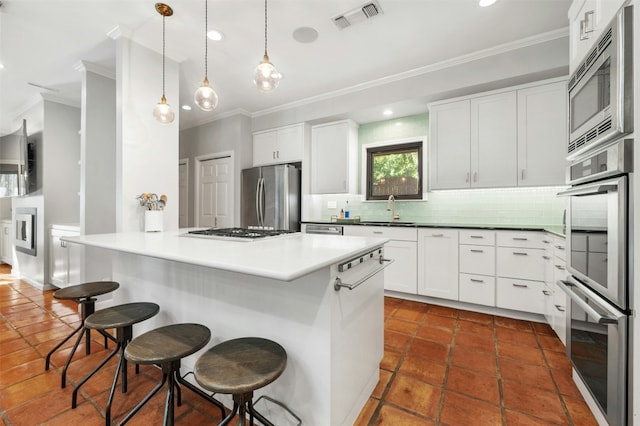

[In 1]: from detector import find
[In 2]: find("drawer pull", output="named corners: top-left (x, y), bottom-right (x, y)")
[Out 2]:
top-left (470, 235), bottom-right (484, 239)
top-left (470, 278), bottom-right (484, 283)
top-left (542, 255), bottom-right (551, 260)
top-left (555, 265), bottom-right (566, 270)
top-left (470, 249), bottom-right (484, 253)
top-left (555, 245), bottom-right (565, 250)
top-left (543, 290), bottom-right (552, 296)
top-left (373, 231), bottom-right (383, 235)
top-left (513, 252), bottom-right (528, 256)
top-left (512, 283), bottom-right (528, 288)
top-left (554, 304), bottom-right (566, 312)
top-left (512, 237), bottom-right (528, 241)
top-left (542, 240), bottom-right (551, 244)
top-left (432, 233), bottom-right (444, 237)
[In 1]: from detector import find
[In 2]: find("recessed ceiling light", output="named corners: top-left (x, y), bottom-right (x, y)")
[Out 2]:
top-left (207, 29), bottom-right (224, 41)
top-left (383, 109), bottom-right (393, 116)
top-left (181, 105), bottom-right (192, 111)
top-left (292, 27), bottom-right (319, 43)
top-left (479, 0), bottom-right (497, 7)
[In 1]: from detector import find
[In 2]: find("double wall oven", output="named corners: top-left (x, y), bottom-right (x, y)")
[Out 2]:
top-left (558, 139), bottom-right (633, 426)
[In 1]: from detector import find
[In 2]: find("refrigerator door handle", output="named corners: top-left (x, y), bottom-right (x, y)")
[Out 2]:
top-left (259, 177), bottom-right (265, 228)
top-left (255, 178), bottom-right (260, 227)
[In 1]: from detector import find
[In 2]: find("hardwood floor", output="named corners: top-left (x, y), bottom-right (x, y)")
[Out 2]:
top-left (0, 265), bottom-right (598, 425)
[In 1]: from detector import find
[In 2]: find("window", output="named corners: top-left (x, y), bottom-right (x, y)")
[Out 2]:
top-left (366, 141), bottom-right (423, 200)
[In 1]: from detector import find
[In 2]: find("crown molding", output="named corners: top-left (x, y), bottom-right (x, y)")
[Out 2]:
top-left (74, 61), bottom-right (116, 80)
top-left (180, 108), bottom-right (252, 131)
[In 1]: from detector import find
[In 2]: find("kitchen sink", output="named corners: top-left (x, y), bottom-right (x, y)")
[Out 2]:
top-left (358, 221), bottom-right (417, 227)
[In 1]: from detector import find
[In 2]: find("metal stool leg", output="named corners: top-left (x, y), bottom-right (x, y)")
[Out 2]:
top-left (72, 342), bottom-right (120, 408)
top-left (219, 401), bottom-right (239, 426)
top-left (164, 369), bottom-right (176, 426)
top-left (118, 373), bottom-right (168, 425)
top-left (176, 373), bottom-right (226, 418)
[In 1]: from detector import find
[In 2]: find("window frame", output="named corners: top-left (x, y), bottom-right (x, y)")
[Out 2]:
top-left (365, 141), bottom-right (423, 201)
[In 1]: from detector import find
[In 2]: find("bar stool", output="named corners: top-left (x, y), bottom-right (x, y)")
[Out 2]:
top-left (71, 302), bottom-right (160, 426)
top-left (194, 337), bottom-right (287, 426)
top-left (45, 281), bottom-right (120, 388)
top-left (119, 323), bottom-right (226, 426)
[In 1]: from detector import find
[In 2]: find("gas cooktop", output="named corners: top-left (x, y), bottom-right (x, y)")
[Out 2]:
top-left (184, 227), bottom-right (297, 241)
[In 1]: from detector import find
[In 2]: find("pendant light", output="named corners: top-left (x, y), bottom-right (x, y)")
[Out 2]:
top-left (153, 3), bottom-right (175, 124)
top-left (253, 0), bottom-right (281, 93)
top-left (194, 0), bottom-right (219, 111)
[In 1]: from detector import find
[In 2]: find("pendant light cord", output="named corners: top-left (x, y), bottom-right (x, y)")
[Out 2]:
top-left (204, 0), bottom-right (208, 79)
top-left (264, 0), bottom-right (268, 56)
top-left (162, 14), bottom-right (166, 98)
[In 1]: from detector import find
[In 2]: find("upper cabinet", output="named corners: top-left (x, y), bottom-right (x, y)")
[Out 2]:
top-left (310, 119), bottom-right (359, 194)
top-left (253, 123), bottom-right (306, 167)
top-left (429, 78), bottom-right (567, 190)
top-left (568, 0), bottom-right (627, 73)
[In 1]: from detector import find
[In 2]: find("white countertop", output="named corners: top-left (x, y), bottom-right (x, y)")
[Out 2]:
top-left (62, 231), bottom-right (388, 281)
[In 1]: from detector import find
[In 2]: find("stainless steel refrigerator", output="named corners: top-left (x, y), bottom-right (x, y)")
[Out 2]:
top-left (241, 164), bottom-right (301, 231)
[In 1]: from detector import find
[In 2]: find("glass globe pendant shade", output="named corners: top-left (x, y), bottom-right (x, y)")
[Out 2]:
top-left (153, 95), bottom-right (175, 124)
top-left (253, 54), bottom-right (281, 93)
top-left (194, 77), bottom-right (219, 111)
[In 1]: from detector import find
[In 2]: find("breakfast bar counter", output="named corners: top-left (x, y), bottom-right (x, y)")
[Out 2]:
top-left (63, 231), bottom-right (388, 426)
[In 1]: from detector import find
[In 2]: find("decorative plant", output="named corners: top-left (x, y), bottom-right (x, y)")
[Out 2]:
top-left (137, 193), bottom-right (167, 211)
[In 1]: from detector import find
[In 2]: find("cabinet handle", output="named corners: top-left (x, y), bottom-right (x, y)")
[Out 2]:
top-left (373, 231), bottom-right (383, 235)
top-left (272, 151), bottom-right (276, 159)
top-left (542, 240), bottom-right (551, 244)
top-left (432, 233), bottom-right (444, 237)
top-left (470, 235), bottom-right (484, 239)
top-left (512, 237), bottom-right (528, 241)
top-left (513, 252), bottom-right (528, 256)
top-left (521, 169), bottom-right (525, 180)
top-left (583, 10), bottom-right (594, 33)
top-left (555, 245), bottom-right (565, 250)
top-left (466, 172), bottom-right (470, 183)
top-left (470, 249), bottom-right (484, 253)
top-left (542, 255), bottom-right (551, 260)
top-left (512, 283), bottom-right (528, 288)
top-left (554, 304), bottom-right (566, 312)
top-left (470, 278), bottom-right (484, 283)
top-left (555, 265), bottom-right (566, 270)
top-left (276, 150), bottom-right (280, 159)
top-left (543, 290), bottom-right (552, 296)
top-left (60, 240), bottom-right (67, 248)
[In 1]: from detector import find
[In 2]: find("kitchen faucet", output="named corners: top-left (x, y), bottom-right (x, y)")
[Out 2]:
top-left (387, 195), bottom-right (400, 221)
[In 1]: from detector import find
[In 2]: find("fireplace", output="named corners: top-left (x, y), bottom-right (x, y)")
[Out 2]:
top-left (15, 207), bottom-right (36, 256)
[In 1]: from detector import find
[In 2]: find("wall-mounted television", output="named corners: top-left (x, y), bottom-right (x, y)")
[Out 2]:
top-left (0, 119), bottom-right (36, 197)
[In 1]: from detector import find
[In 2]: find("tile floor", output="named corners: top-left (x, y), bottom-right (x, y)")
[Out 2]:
top-left (0, 265), bottom-right (598, 425)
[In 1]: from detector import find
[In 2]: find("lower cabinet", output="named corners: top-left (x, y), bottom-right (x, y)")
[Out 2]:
top-left (49, 225), bottom-right (81, 288)
top-left (496, 277), bottom-right (544, 314)
top-left (417, 229), bottom-right (459, 299)
top-left (0, 219), bottom-right (13, 265)
top-left (459, 229), bottom-right (495, 306)
top-left (343, 225), bottom-right (417, 293)
top-left (551, 238), bottom-right (568, 344)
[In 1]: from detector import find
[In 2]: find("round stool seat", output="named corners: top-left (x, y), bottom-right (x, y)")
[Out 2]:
top-left (53, 281), bottom-right (120, 300)
top-left (195, 337), bottom-right (287, 395)
top-left (85, 302), bottom-right (159, 330)
top-left (125, 323), bottom-right (211, 364)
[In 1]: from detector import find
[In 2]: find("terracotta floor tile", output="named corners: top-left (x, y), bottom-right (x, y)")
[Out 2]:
top-left (538, 334), bottom-right (566, 353)
top-left (385, 329), bottom-right (412, 351)
top-left (450, 345), bottom-right (497, 376)
top-left (398, 353), bottom-right (447, 386)
top-left (0, 328), bottom-right (20, 342)
top-left (23, 323), bottom-right (75, 346)
top-left (373, 404), bottom-right (435, 425)
top-left (502, 380), bottom-right (569, 425)
top-left (445, 366), bottom-right (500, 404)
top-left (393, 306), bottom-right (427, 322)
top-left (439, 391), bottom-right (502, 426)
top-left (457, 309), bottom-right (494, 326)
top-left (384, 304), bottom-right (397, 319)
top-left (504, 409), bottom-right (563, 425)
top-left (494, 316), bottom-right (534, 332)
top-left (427, 305), bottom-right (458, 319)
top-left (5, 387), bottom-right (76, 425)
top-left (415, 324), bottom-right (454, 345)
top-left (0, 358), bottom-right (48, 389)
top-left (385, 374), bottom-right (441, 420)
top-left (384, 297), bottom-right (403, 307)
top-left (385, 318), bottom-right (419, 336)
top-left (563, 395), bottom-right (599, 425)
top-left (423, 313), bottom-right (457, 329)
top-left (500, 358), bottom-right (555, 391)
top-left (372, 369), bottom-right (393, 399)
top-left (458, 319), bottom-right (494, 338)
top-left (455, 331), bottom-right (495, 353)
top-left (495, 327), bottom-right (539, 347)
top-left (380, 347), bottom-right (403, 372)
top-left (550, 367), bottom-right (583, 398)
top-left (42, 401), bottom-right (105, 426)
top-left (353, 398), bottom-right (379, 426)
top-left (0, 346), bottom-right (41, 370)
top-left (0, 336), bottom-right (29, 356)
top-left (407, 337), bottom-right (449, 363)
top-left (0, 371), bottom-right (61, 408)
top-left (17, 317), bottom-right (70, 337)
top-left (6, 311), bottom-right (56, 329)
top-left (497, 340), bottom-right (545, 365)
top-left (532, 321), bottom-right (555, 335)
top-left (544, 349), bottom-right (572, 372)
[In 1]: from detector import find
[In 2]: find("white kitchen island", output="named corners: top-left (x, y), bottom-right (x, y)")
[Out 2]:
top-left (63, 231), bottom-right (388, 426)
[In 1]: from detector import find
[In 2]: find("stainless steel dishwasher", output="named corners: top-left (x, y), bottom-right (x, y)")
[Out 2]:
top-left (303, 223), bottom-right (344, 235)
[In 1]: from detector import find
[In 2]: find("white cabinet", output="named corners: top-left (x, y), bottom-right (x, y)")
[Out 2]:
top-left (568, 0), bottom-right (627, 73)
top-left (428, 78), bottom-right (567, 190)
top-left (342, 225), bottom-right (417, 294)
top-left (417, 229), bottom-right (459, 299)
top-left (517, 82), bottom-right (567, 186)
top-left (0, 220), bottom-right (13, 265)
top-left (428, 100), bottom-right (471, 189)
top-left (542, 237), bottom-right (556, 326)
top-left (459, 230), bottom-right (496, 307)
top-left (470, 92), bottom-right (518, 187)
top-left (551, 237), bottom-right (568, 345)
top-left (253, 123), bottom-right (305, 166)
top-left (496, 231), bottom-right (545, 314)
top-left (310, 120), bottom-right (358, 194)
top-left (49, 225), bottom-right (81, 288)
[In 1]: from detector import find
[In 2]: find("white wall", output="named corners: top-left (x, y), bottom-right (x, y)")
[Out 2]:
top-left (11, 195), bottom-right (46, 288)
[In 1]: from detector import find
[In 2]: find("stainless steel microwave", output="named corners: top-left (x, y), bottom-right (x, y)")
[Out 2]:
top-left (567, 5), bottom-right (633, 160)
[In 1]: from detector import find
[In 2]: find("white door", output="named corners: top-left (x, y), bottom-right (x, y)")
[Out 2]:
top-left (198, 156), bottom-right (233, 228)
top-left (179, 161), bottom-right (188, 228)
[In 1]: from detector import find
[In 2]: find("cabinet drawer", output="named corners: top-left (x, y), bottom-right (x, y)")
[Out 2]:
top-left (496, 277), bottom-right (544, 314)
top-left (553, 239), bottom-right (567, 261)
top-left (459, 273), bottom-right (495, 307)
top-left (459, 230), bottom-right (495, 246)
top-left (496, 247), bottom-right (544, 281)
top-left (459, 245), bottom-right (495, 276)
top-left (496, 231), bottom-right (544, 249)
top-left (343, 225), bottom-right (417, 241)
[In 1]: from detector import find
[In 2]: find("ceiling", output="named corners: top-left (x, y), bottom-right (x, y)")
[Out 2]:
top-left (0, 0), bottom-right (572, 134)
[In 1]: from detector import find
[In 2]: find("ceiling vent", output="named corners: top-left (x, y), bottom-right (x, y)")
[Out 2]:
top-left (332, 0), bottom-right (383, 30)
